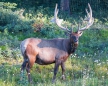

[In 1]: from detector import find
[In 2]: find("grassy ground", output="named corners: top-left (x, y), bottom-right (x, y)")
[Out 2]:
top-left (0, 53), bottom-right (108, 86)
top-left (0, 29), bottom-right (108, 86)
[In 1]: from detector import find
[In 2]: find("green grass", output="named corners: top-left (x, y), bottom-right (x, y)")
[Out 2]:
top-left (0, 29), bottom-right (108, 86)
top-left (0, 54), bottom-right (108, 86)
top-left (0, 28), bottom-right (108, 86)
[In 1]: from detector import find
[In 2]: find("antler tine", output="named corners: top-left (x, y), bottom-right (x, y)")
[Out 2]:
top-left (78, 3), bottom-right (94, 31)
top-left (54, 4), bottom-right (70, 32)
top-left (88, 3), bottom-right (92, 18)
top-left (85, 9), bottom-right (90, 20)
top-left (54, 4), bottom-right (58, 18)
top-left (71, 24), bottom-right (73, 32)
top-left (78, 22), bottom-right (80, 30)
top-left (86, 9), bottom-right (89, 16)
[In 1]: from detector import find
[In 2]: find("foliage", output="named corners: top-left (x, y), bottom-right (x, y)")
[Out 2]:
top-left (0, 29), bottom-right (20, 59)
top-left (3, 2), bottom-right (17, 9)
top-left (0, 7), bottom-right (18, 28)
top-left (18, 70), bottom-right (28, 86)
top-left (0, 2), bottom-right (33, 33)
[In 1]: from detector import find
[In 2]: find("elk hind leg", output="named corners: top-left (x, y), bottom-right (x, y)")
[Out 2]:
top-left (21, 58), bottom-right (29, 71)
top-left (20, 58), bottom-right (29, 80)
top-left (26, 55), bottom-right (36, 83)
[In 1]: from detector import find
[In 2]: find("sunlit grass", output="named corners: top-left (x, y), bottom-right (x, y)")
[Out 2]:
top-left (0, 52), bottom-right (108, 86)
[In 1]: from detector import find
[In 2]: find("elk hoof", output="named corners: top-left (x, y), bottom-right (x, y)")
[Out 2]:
top-left (52, 79), bottom-right (56, 83)
top-left (61, 75), bottom-right (65, 80)
top-left (29, 80), bottom-right (34, 84)
top-left (28, 78), bottom-right (34, 84)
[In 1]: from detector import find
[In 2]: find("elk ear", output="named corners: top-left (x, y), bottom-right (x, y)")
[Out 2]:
top-left (77, 31), bottom-right (83, 37)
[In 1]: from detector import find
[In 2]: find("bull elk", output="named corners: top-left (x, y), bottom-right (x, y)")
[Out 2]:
top-left (20, 3), bottom-right (94, 83)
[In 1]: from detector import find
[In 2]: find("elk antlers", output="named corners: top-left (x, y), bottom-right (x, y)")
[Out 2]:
top-left (78, 3), bottom-right (94, 31)
top-left (53, 4), bottom-right (71, 32)
top-left (53, 3), bottom-right (94, 32)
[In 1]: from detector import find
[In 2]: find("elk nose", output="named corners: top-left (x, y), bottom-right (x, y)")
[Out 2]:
top-left (74, 42), bottom-right (78, 45)
top-left (74, 42), bottom-right (78, 47)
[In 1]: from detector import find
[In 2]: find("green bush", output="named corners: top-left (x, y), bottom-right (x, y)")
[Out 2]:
top-left (0, 8), bottom-right (18, 26)
top-left (0, 29), bottom-right (20, 59)
top-left (0, 2), bottom-right (34, 33)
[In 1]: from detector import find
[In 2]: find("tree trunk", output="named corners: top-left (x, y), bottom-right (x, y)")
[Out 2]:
top-left (60, 0), bottom-right (70, 14)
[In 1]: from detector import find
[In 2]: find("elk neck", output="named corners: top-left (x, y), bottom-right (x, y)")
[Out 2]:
top-left (69, 37), bottom-right (78, 54)
top-left (70, 41), bottom-right (77, 53)
top-left (64, 38), bottom-right (78, 55)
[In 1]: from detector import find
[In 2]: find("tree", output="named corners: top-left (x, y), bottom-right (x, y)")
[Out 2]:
top-left (60, 0), bottom-right (70, 14)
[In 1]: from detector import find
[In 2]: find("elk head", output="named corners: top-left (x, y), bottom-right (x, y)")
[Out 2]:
top-left (52, 3), bottom-right (94, 50)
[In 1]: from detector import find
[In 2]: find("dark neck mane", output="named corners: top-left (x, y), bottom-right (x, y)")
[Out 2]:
top-left (66, 39), bottom-right (77, 55)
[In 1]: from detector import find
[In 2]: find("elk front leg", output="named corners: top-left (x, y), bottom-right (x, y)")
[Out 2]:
top-left (52, 61), bottom-right (60, 83)
top-left (61, 62), bottom-right (65, 80)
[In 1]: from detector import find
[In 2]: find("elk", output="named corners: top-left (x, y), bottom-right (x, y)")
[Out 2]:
top-left (20, 3), bottom-right (94, 83)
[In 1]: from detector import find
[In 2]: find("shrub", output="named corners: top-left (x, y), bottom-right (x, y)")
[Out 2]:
top-left (0, 2), bottom-right (34, 33)
top-left (0, 29), bottom-right (20, 59)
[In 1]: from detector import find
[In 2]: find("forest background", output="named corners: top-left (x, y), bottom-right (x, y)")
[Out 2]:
top-left (0, 0), bottom-right (108, 86)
